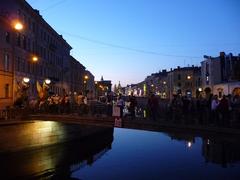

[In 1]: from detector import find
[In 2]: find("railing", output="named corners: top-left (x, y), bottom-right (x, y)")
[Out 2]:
top-left (0, 107), bottom-right (29, 120)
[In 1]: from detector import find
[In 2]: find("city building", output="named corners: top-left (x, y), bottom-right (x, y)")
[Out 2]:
top-left (69, 56), bottom-right (86, 94)
top-left (0, 0), bottom-right (95, 109)
top-left (96, 76), bottom-right (112, 97)
top-left (168, 66), bottom-right (201, 98)
top-left (84, 70), bottom-right (95, 96)
top-left (201, 52), bottom-right (240, 97)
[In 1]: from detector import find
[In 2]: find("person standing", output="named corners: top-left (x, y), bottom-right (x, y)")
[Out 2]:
top-left (218, 95), bottom-right (229, 126)
top-left (129, 92), bottom-right (137, 119)
top-left (117, 94), bottom-right (125, 118)
top-left (148, 93), bottom-right (159, 121)
top-left (211, 95), bottom-right (219, 125)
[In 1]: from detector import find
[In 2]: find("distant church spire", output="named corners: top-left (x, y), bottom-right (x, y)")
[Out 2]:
top-left (101, 76), bottom-right (104, 81)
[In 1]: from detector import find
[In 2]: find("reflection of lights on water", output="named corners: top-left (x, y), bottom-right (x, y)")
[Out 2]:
top-left (187, 142), bottom-right (192, 148)
top-left (207, 139), bottom-right (210, 145)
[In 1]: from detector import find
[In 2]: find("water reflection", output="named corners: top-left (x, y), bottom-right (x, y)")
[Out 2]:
top-left (72, 128), bottom-right (240, 180)
top-left (0, 127), bottom-right (114, 179)
top-left (202, 137), bottom-right (240, 168)
top-left (1, 124), bottom-right (240, 179)
top-left (168, 131), bottom-right (240, 167)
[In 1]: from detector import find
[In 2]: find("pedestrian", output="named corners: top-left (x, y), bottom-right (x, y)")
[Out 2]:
top-left (117, 94), bottom-right (125, 118)
top-left (218, 95), bottom-right (229, 126)
top-left (148, 93), bottom-right (159, 121)
top-left (211, 95), bottom-right (219, 125)
top-left (129, 92), bottom-right (137, 119)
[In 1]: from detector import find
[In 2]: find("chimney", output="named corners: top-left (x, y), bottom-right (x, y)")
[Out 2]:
top-left (220, 52), bottom-right (225, 57)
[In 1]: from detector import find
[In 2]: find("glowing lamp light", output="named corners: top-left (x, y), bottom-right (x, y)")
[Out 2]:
top-left (14, 22), bottom-right (23, 31)
top-left (84, 75), bottom-right (89, 80)
top-left (163, 81), bottom-right (166, 85)
top-left (198, 88), bottom-right (203, 92)
top-left (32, 56), bottom-right (38, 62)
top-left (187, 75), bottom-right (191, 80)
top-left (45, 79), bottom-right (51, 85)
top-left (23, 77), bottom-right (30, 83)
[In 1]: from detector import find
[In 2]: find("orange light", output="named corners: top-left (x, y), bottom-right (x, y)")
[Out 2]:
top-left (14, 22), bottom-right (23, 31)
top-left (84, 75), bottom-right (89, 80)
top-left (32, 56), bottom-right (38, 62)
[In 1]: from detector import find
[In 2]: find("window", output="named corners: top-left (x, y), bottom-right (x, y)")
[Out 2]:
top-left (17, 33), bottom-right (21, 47)
top-left (5, 32), bottom-right (10, 43)
top-left (178, 74), bottom-right (181, 80)
top-left (5, 84), bottom-right (10, 98)
top-left (4, 53), bottom-right (10, 71)
top-left (23, 35), bottom-right (26, 50)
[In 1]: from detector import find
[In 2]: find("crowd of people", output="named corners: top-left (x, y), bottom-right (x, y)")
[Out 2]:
top-left (168, 94), bottom-right (240, 127)
top-left (21, 89), bottom-right (240, 128)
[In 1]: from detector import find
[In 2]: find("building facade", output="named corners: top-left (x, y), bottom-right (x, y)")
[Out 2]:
top-left (201, 52), bottom-right (240, 97)
top-left (168, 66), bottom-right (201, 98)
top-left (0, 0), bottom-right (94, 109)
top-left (69, 56), bottom-right (85, 94)
top-left (96, 76), bottom-right (112, 97)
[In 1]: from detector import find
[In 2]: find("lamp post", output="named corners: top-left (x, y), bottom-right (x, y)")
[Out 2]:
top-left (83, 75), bottom-right (89, 96)
top-left (31, 55), bottom-right (39, 98)
top-left (12, 21), bottom-right (24, 104)
top-left (95, 81), bottom-right (98, 99)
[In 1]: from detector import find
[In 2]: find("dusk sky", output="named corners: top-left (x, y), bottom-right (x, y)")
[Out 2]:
top-left (26, 0), bottom-right (240, 86)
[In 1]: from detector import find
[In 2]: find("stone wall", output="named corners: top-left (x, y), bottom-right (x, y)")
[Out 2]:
top-left (0, 120), bottom-right (109, 153)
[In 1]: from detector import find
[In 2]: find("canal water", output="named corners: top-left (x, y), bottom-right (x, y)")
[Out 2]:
top-left (1, 123), bottom-right (240, 179)
top-left (71, 128), bottom-right (240, 180)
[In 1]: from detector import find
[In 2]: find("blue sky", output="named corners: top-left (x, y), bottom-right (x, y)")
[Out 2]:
top-left (26, 0), bottom-right (240, 86)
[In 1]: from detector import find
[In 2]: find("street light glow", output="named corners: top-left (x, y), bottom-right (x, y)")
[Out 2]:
top-left (84, 75), bottom-right (89, 80)
top-left (23, 77), bottom-right (30, 83)
top-left (45, 79), bottom-right (51, 85)
top-left (14, 22), bottom-right (23, 31)
top-left (187, 75), bottom-right (191, 80)
top-left (32, 56), bottom-right (38, 62)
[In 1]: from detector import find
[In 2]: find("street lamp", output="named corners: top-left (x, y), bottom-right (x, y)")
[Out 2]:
top-left (84, 75), bottom-right (89, 80)
top-left (14, 22), bottom-right (23, 31)
top-left (187, 75), bottom-right (191, 80)
top-left (32, 55), bottom-right (38, 62)
top-left (83, 75), bottom-right (89, 96)
top-left (45, 79), bottom-right (51, 85)
top-left (12, 21), bottom-right (24, 104)
top-left (23, 77), bottom-right (30, 84)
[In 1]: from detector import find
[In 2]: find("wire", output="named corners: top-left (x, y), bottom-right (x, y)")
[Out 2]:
top-left (60, 31), bottom-right (202, 59)
top-left (41, 0), bottom-right (69, 12)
